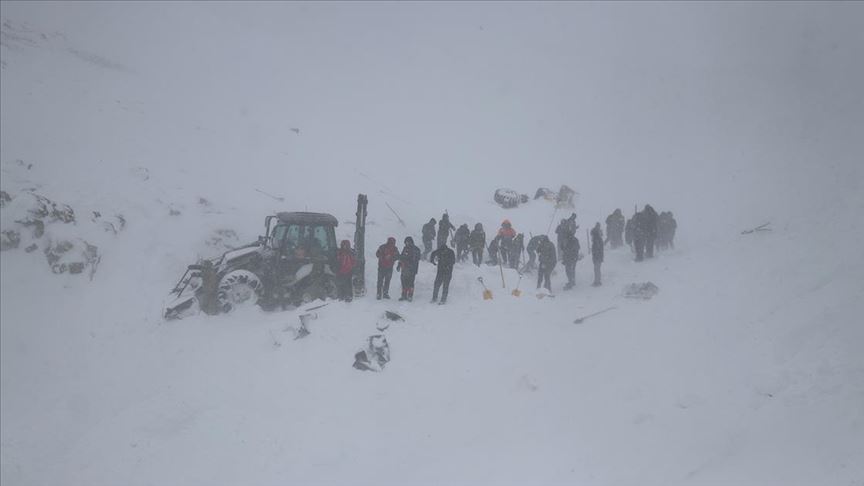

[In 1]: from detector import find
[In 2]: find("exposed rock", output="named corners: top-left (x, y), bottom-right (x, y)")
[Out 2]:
top-left (0, 190), bottom-right (11, 207)
top-left (44, 238), bottom-right (100, 278)
top-left (1, 229), bottom-right (21, 250)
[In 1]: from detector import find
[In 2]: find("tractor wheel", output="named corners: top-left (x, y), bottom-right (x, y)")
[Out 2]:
top-left (217, 269), bottom-right (264, 313)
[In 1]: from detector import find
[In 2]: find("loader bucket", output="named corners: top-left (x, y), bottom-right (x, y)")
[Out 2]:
top-left (164, 295), bottom-right (199, 320)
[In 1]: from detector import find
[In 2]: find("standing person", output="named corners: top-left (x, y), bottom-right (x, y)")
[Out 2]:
top-left (625, 216), bottom-right (634, 251)
top-left (497, 220), bottom-right (516, 266)
top-left (591, 222), bottom-right (604, 286)
top-left (524, 234), bottom-right (543, 273)
top-left (536, 235), bottom-right (557, 292)
top-left (667, 212), bottom-right (677, 249)
top-left (429, 242), bottom-right (456, 304)
top-left (555, 213), bottom-right (579, 260)
top-left (509, 233), bottom-right (524, 270)
top-left (468, 223), bottom-right (486, 267)
top-left (632, 211), bottom-right (646, 262)
top-left (375, 237), bottom-right (398, 300)
top-left (606, 209), bottom-right (625, 249)
top-left (422, 218), bottom-right (437, 260)
top-left (454, 223), bottom-right (470, 262)
top-left (555, 218), bottom-right (569, 262)
top-left (437, 213), bottom-right (455, 250)
top-left (643, 204), bottom-right (659, 258)
top-left (561, 231), bottom-right (580, 290)
top-left (397, 237), bottom-right (421, 301)
top-left (335, 240), bottom-right (356, 302)
top-left (488, 235), bottom-right (501, 266)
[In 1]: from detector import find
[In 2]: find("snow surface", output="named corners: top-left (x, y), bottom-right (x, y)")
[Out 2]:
top-left (2, 2), bottom-right (863, 485)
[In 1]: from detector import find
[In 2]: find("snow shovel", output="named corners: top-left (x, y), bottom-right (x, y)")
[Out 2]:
top-left (511, 273), bottom-right (523, 297)
top-left (478, 276), bottom-right (493, 300)
top-left (573, 306), bottom-right (617, 324)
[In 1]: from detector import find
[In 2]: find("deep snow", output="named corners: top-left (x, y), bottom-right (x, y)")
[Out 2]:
top-left (2, 2), bottom-right (863, 485)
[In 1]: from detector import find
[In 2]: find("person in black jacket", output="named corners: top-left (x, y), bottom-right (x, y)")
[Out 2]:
top-left (632, 211), bottom-right (646, 262)
top-left (430, 242), bottom-right (456, 304)
top-left (643, 204), bottom-right (659, 258)
top-left (488, 235), bottom-right (501, 266)
top-left (561, 231), bottom-right (580, 290)
top-left (605, 209), bottom-right (625, 249)
top-left (421, 218), bottom-right (436, 261)
top-left (591, 222), bottom-right (604, 286)
top-left (397, 236), bottom-right (422, 301)
top-left (625, 216), bottom-right (634, 251)
top-left (524, 234), bottom-right (543, 273)
top-left (555, 213), bottom-right (578, 261)
top-left (437, 213), bottom-right (455, 250)
top-left (468, 223), bottom-right (486, 266)
top-left (509, 233), bottom-right (524, 270)
top-left (454, 223), bottom-right (470, 262)
top-left (536, 235), bottom-right (557, 292)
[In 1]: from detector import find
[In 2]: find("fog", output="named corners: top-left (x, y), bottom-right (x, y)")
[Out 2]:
top-left (2, 2), bottom-right (863, 485)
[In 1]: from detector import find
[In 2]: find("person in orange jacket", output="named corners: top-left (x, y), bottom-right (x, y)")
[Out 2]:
top-left (497, 220), bottom-right (516, 266)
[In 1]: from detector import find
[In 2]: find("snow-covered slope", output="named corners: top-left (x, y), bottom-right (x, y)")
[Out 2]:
top-left (2, 3), bottom-right (863, 485)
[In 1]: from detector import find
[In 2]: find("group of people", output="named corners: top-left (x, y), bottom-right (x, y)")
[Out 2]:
top-left (332, 205), bottom-right (677, 304)
top-left (621, 205), bottom-right (678, 261)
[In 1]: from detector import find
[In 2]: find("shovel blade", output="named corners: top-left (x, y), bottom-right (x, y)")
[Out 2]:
top-left (483, 289), bottom-right (493, 300)
top-left (511, 289), bottom-right (522, 297)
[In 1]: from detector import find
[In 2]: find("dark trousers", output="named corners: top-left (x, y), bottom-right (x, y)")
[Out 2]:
top-left (634, 237), bottom-right (645, 261)
top-left (377, 267), bottom-right (393, 297)
top-left (336, 274), bottom-right (353, 301)
top-left (593, 261), bottom-right (602, 285)
top-left (456, 243), bottom-right (468, 262)
top-left (471, 247), bottom-right (484, 266)
top-left (537, 266), bottom-right (552, 291)
top-left (646, 235), bottom-right (656, 258)
top-left (423, 239), bottom-right (433, 260)
top-left (564, 261), bottom-right (575, 285)
top-left (509, 252), bottom-right (520, 269)
top-left (401, 272), bottom-right (416, 300)
top-left (432, 268), bottom-right (453, 301)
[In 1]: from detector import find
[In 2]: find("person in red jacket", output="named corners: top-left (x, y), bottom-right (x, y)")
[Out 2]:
top-left (375, 237), bottom-right (398, 300)
top-left (335, 240), bottom-right (356, 302)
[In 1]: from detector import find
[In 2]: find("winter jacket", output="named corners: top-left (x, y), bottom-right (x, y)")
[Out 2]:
top-left (561, 233), bottom-right (580, 264)
top-left (498, 226), bottom-right (516, 239)
top-left (454, 225), bottom-right (470, 245)
top-left (606, 210), bottom-right (625, 234)
top-left (398, 243), bottom-right (422, 276)
top-left (422, 221), bottom-right (436, 242)
top-left (526, 235), bottom-right (543, 256)
top-left (469, 227), bottom-right (486, 250)
top-left (430, 246), bottom-right (456, 271)
top-left (376, 238), bottom-right (399, 269)
top-left (591, 227), bottom-right (604, 263)
top-left (336, 241), bottom-right (356, 276)
top-left (438, 217), bottom-right (455, 238)
top-left (642, 205), bottom-right (658, 237)
top-left (538, 239), bottom-right (557, 269)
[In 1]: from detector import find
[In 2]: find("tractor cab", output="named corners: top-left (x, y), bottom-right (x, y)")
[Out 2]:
top-left (265, 212), bottom-right (338, 260)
